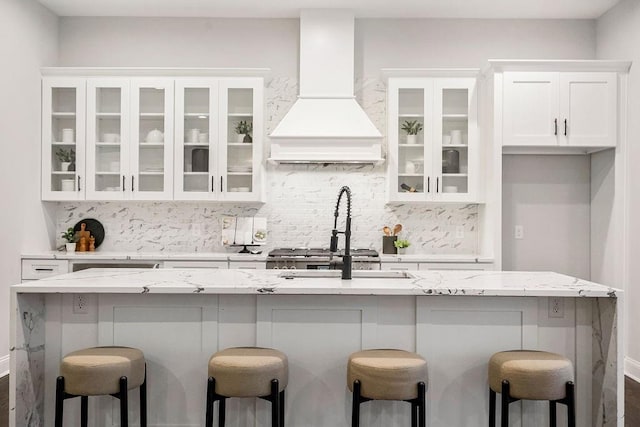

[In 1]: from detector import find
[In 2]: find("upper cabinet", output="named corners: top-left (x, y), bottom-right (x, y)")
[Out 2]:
top-left (42, 77), bottom-right (86, 201)
top-left (387, 75), bottom-right (479, 203)
top-left (493, 61), bottom-right (632, 152)
top-left (174, 78), bottom-right (263, 201)
top-left (41, 70), bottom-right (266, 202)
top-left (504, 71), bottom-right (616, 148)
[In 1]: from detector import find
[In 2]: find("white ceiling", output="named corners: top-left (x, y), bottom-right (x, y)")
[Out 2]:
top-left (38, 0), bottom-right (620, 19)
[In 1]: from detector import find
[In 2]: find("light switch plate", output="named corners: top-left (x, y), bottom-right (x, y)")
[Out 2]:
top-left (514, 225), bottom-right (524, 239)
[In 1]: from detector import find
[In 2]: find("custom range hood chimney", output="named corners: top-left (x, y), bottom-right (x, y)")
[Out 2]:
top-left (268, 10), bottom-right (383, 163)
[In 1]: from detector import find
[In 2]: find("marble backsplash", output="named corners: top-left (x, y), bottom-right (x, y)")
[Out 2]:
top-left (54, 77), bottom-right (479, 254)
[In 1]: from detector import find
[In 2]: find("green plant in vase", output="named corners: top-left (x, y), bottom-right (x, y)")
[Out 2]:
top-left (394, 239), bottom-right (411, 254)
top-left (61, 227), bottom-right (77, 252)
top-left (401, 120), bottom-right (423, 144)
top-left (234, 120), bottom-right (253, 143)
top-left (55, 148), bottom-right (76, 171)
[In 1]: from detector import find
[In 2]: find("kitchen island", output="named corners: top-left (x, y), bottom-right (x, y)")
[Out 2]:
top-left (10, 269), bottom-right (622, 427)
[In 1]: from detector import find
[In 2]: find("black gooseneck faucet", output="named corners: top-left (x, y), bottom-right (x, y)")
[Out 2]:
top-left (330, 186), bottom-right (352, 279)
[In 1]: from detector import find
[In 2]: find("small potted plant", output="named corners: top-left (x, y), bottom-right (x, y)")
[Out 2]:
top-left (55, 148), bottom-right (76, 171)
top-left (401, 120), bottom-right (423, 144)
top-left (234, 120), bottom-right (253, 143)
top-left (394, 239), bottom-right (411, 255)
top-left (61, 227), bottom-right (76, 252)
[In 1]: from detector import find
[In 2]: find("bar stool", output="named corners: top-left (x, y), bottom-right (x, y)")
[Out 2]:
top-left (206, 347), bottom-right (288, 427)
top-left (54, 346), bottom-right (147, 427)
top-left (488, 350), bottom-right (575, 427)
top-left (347, 349), bottom-right (428, 427)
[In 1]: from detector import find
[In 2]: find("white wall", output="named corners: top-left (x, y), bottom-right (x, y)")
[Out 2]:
top-left (597, 0), bottom-right (640, 379)
top-left (58, 17), bottom-right (597, 76)
top-left (502, 155), bottom-right (591, 279)
top-left (58, 17), bottom-right (299, 76)
top-left (0, 0), bottom-right (58, 374)
top-left (356, 19), bottom-right (596, 74)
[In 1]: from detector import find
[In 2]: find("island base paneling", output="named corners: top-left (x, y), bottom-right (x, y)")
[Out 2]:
top-left (11, 293), bottom-right (619, 427)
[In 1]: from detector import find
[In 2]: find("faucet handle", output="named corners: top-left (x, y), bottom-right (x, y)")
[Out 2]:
top-left (330, 230), bottom-right (338, 252)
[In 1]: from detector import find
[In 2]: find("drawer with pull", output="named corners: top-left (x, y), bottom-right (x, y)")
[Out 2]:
top-left (21, 259), bottom-right (70, 280)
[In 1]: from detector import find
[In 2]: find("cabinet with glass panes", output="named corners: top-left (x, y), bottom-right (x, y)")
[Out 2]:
top-left (174, 78), bottom-right (263, 202)
top-left (42, 78), bottom-right (86, 200)
top-left (42, 72), bottom-right (264, 202)
top-left (387, 75), bottom-right (478, 203)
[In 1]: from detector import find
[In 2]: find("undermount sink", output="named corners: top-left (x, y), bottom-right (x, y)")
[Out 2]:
top-left (278, 270), bottom-right (415, 279)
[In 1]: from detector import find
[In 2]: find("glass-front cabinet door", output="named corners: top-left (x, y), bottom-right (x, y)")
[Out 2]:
top-left (174, 80), bottom-right (219, 200)
top-left (42, 78), bottom-right (86, 200)
top-left (433, 78), bottom-right (477, 202)
top-left (130, 79), bottom-right (174, 200)
top-left (219, 78), bottom-right (263, 202)
top-left (387, 76), bottom-right (477, 203)
top-left (86, 79), bottom-right (129, 200)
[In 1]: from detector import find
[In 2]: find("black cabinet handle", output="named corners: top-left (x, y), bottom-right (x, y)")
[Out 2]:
top-left (436, 177), bottom-right (440, 193)
top-left (131, 175), bottom-right (135, 192)
top-left (564, 119), bottom-right (567, 136)
top-left (554, 118), bottom-right (558, 136)
top-left (211, 176), bottom-right (214, 192)
top-left (427, 177), bottom-right (430, 193)
top-left (220, 176), bottom-right (223, 192)
top-left (122, 175), bottom-right (125, 192)
top-left (77, 176), bottom-right (81, 191)
top-left (35, 268), bottom-right (54, 272)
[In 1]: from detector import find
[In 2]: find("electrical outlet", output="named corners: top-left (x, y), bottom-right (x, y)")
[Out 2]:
top-left (549, 297), bottom-right (564, 318)
top-left (514, 225), bottom-right (524, 240)
top-left (73, 294), bottom-right (88, 314)
top-left (455, 226), bottom-right (464, 239)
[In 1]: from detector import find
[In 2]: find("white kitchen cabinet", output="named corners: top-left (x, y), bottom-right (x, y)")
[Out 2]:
top-left (42, 70), bottom-right (266, 202)
top-left (21, 259), bottom-right (70, 281)
top-left (503, 71), bottom-right (617, 148)
top-left (417, 262), bottom-right (492, 271)
top-left (387, 75), bottom-right (479, 203)
top-left (42, 78), bottom-right (86, 200)
top-left (85, 78), bottom-right (130, 200)
top-left (130, 78), bottom-right (175, 200)
top-left (162, 260), bottom-right (228, 269)
top-left (229, 260), bottom-right (266, 270)
top-left (174, 78), bottom-right (264, 202)
top-left (380, 262), bottom-right (419, 271)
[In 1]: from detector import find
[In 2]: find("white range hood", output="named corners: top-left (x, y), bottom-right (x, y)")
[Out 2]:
top-left (269, 10), bottom-right (383, 164)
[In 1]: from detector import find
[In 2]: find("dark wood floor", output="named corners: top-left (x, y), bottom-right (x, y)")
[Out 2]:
top-left (0, 375), bottom-right (8, 427)
top-left (0, 374), bottom-right (638, 425)
top-left (626, 376), bottom-right (640, 426)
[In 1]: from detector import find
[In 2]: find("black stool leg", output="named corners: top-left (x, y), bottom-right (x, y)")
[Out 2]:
top-left (120, 376), bottom-right (129, 427)
top-left (566, 381), bottom-right (576, 427)
top-left (271, 379), bottom-right (280, 427)
top-left (219, 397), bottom-right (226, 427)
top-left (550, 401), bottom-right (557, 427)
top-left (411, 400), bottom-right (418, 427)
top-left (140, 365), bottom-right (147, 427)
top-left (501, 380), bottom-right (510, 427)
top-left (55, 376), bottom-right (64, 427)
top-left (80, 396), bottom-right (88, 427)
top-left (206, 377), bottom-right (214, 427)
top-left (489, 388), bottom-right (496, 427)
top-left (279, 389), bottom-right (285, 427)
top-left (417, 381), bottom-right (426, 427)
top-left (352, 380), bottom-right (361, 427)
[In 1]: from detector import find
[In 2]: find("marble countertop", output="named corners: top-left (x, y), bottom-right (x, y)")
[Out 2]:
top-left (22, 251), bottom-right (493, 263)
top-left (379, 254), bottom-right (494, 263)
top-left (12, 268), bottom-right (620, 297)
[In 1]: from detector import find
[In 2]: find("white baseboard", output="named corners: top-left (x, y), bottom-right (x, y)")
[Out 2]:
top-left (0, 354), bottom-right (9, 377)
top-left (625, 356), bottom-right (640, 383)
